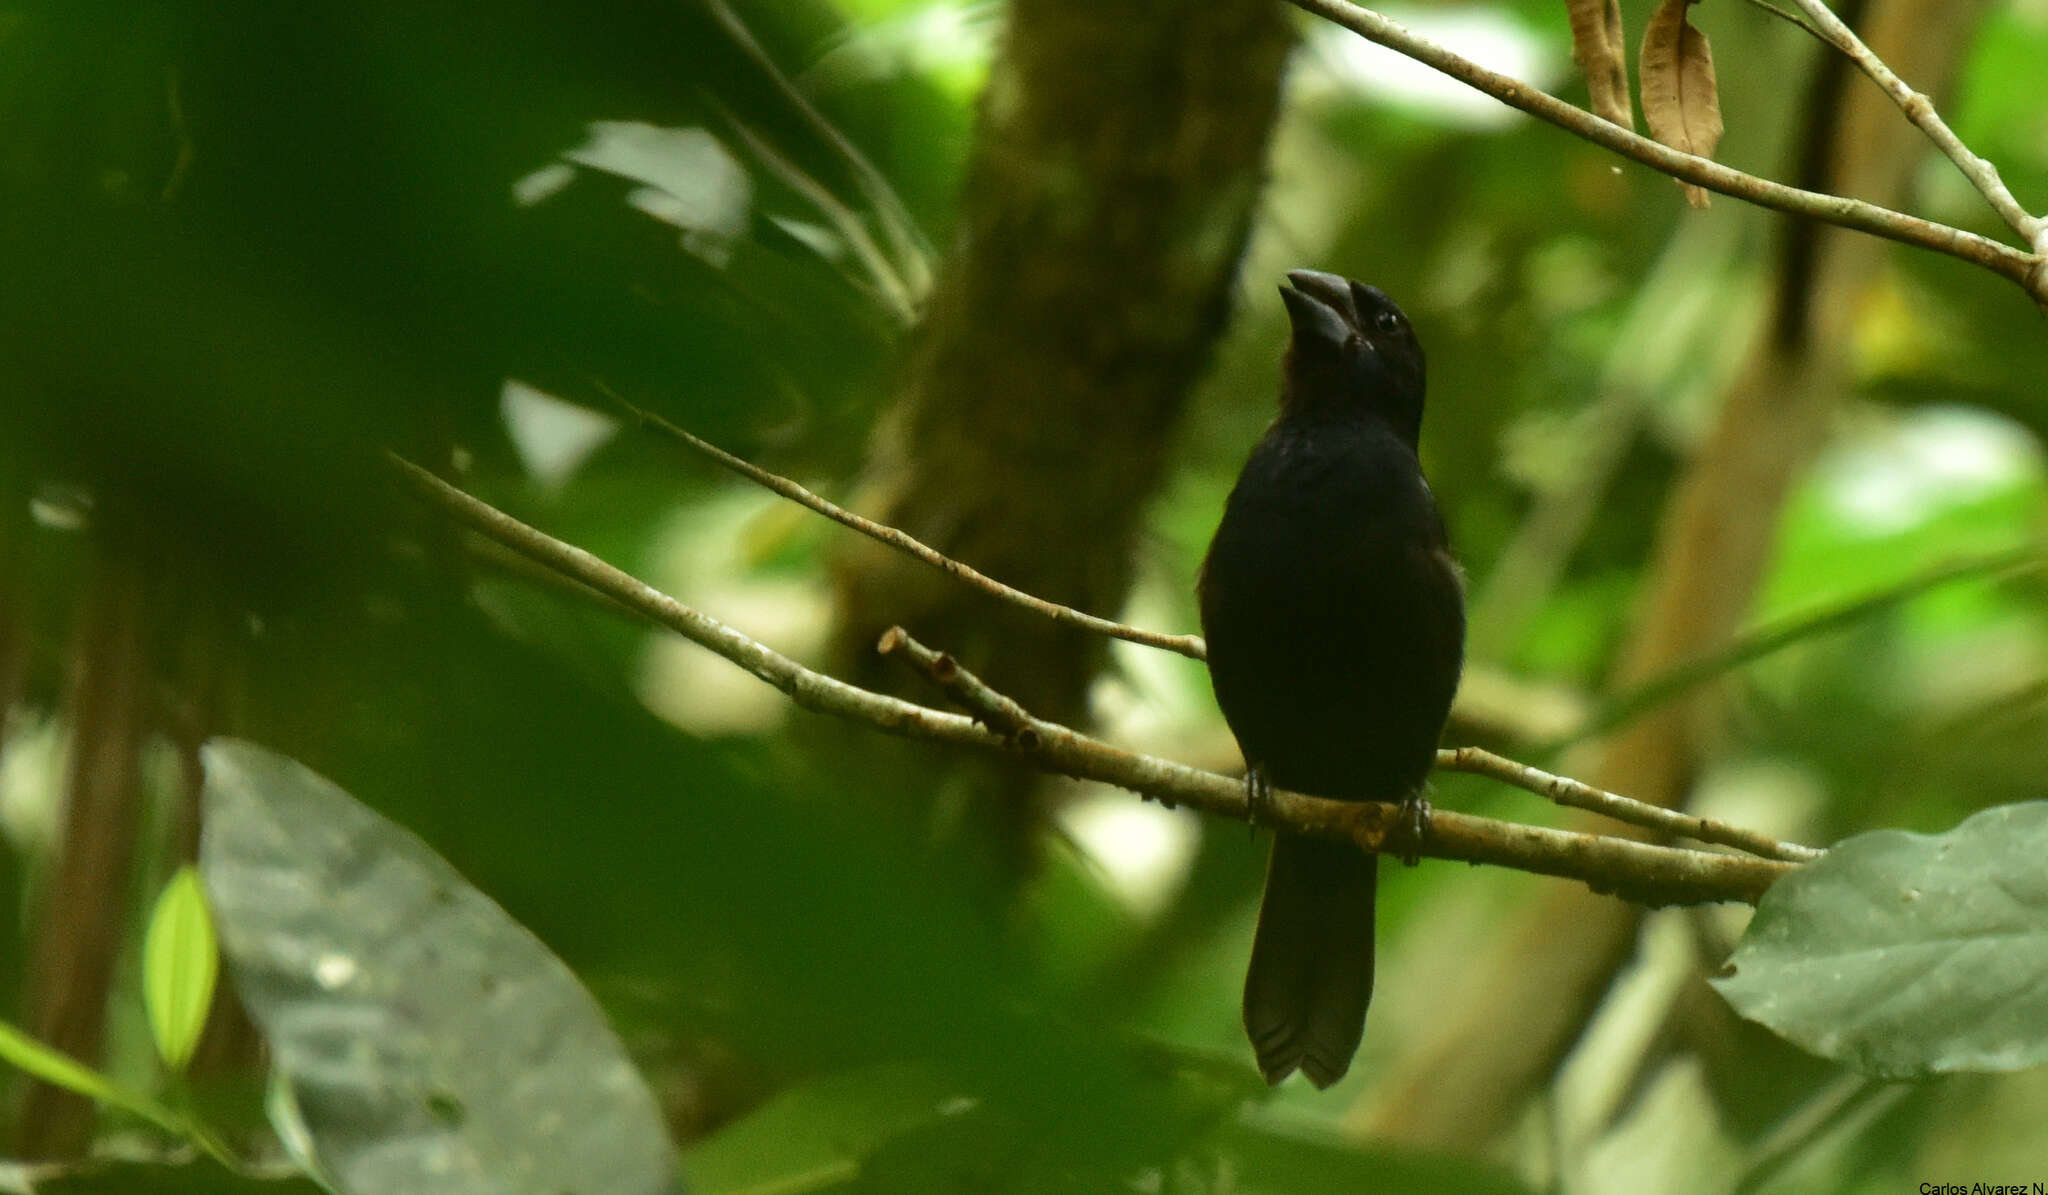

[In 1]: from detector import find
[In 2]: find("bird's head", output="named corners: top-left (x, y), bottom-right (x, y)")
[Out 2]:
top-left (1278, 269), bottom-right (1426, 446)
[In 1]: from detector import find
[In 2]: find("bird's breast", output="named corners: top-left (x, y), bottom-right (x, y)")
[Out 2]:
top-left (1198, 418), bottom-right (1464, 799)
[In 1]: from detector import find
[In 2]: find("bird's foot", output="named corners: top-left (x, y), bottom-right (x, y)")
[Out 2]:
top-left (1388, 794), bottom-right (1432, 866)
top-left (1245, 766), bottom-right (1274, 832)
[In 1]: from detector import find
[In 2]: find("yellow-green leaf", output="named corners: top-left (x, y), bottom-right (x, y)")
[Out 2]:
top-left (1640, 0), bottom-right (1724, 207)
top-left (143, 864), bottom-right (219, 1072)
top-left (0, 1018), bottom-right (184, 1131)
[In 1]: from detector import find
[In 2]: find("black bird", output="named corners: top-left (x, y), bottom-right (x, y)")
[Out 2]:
top-left (1198, 270), bottom-right (1465, 1087)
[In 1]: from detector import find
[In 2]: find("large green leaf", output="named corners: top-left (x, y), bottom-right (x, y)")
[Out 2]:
top-left (1712, 801), bottom-right (2048, 1078)
top-left (199, 740), bottom-right (678, 1195)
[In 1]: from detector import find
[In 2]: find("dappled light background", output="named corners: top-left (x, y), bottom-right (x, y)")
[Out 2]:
top-left (3, 0), bottom-right (2048, 1189)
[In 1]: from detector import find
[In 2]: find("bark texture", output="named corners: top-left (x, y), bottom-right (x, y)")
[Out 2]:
top-left (16, 550), bottom-right (152, 1159)
top-left (830, 0), bottom-right (1294, 876)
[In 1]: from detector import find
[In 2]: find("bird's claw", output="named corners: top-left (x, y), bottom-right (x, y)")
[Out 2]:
top-left (1389, 794), bottom-right (1432, 866)
top-left (1245, 766), bottom-right (1274, 833)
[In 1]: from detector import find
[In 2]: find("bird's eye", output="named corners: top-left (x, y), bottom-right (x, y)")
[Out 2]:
top-left (1374, 310), bottom-right (1401, 333)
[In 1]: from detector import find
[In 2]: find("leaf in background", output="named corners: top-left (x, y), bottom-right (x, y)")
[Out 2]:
top-left (1562, 545), bottom-right (2042, 748)
top-left (143, 865), bottom-right (220, 1073)
top-left (546, 122), bottom-right (754, 269)
top-left (27, 1157), bottom-right (326, 1195)
top-left (199, 740), bottom-right (678, 1195)
top-left (1220, 1114), bottom-right (1541, 1195)
top-left (1713, 801), bottom-right (2048, 1078)
top-left (683, 1062), bottom-right (956, 1193)
top-left (1566, 0), bottom-right (1634, 130)
top-left (1639, 0), bottom-right (1723, 207)
top-left (0, 1019), bottom-right (185, 1136)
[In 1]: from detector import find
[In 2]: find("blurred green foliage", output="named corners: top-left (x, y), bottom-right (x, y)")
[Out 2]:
top-left (3, 0), bottom-right (2048, 1189)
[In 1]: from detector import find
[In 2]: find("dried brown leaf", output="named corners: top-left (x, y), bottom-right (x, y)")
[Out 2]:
top-left (1640, 0), bottom-right (1725, 207)
top-left (1566, 0), bottom-right (1634, 130)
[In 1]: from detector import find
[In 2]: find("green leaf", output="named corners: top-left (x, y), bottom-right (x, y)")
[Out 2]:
top-left (684, 1062), bottom-right (955, 1194)
top-left (27, 1155), bottom-right (327, 1194)
top-left (144, 865), bottom-right (220, 1072)
top-left (1219, 1112), bottom-right (1540, 1195)
top-left (1712, 801), bottom-right (2048, 1078)
top-left (0, 1018), bottom-right (186, 1135)
top-left (199, 739), bottom-right (679, 1195)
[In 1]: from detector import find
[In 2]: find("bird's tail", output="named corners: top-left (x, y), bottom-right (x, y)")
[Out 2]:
top-left (1242, 835), bottom-right (1378, 1088)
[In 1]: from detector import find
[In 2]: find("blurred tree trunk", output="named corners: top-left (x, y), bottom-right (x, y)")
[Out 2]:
top-left (827, 0), bottom-right (1292, 881)
top-left (1354, 0), bottom-right (1983, 1149)
top-left (16, 548), bottom-right (153, 1159)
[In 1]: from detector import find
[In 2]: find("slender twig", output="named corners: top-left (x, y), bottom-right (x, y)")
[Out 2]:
top-left (714, 106), bottom-right (918, 326)
top-left (1729, 0), bottom-right (1822, 40)
top-left (886, 633), bottom-right (1816, 864)
top-left (615, 412), bottom-right (1836, 861)
top-left (703, 0), bottom-right (934, 297)
top-left (1781, 0), bottom-right (2045, 251)
top-left (878, 625), bottom-right (1039, 744)
top-left (1732, 1072), bottom-right (1906, 1195)
top-left (612, 396), bottom-right (1212, 661)
top-left (389, 455), bottom-right (1798, 905)
top-left (1282, 0), bottom-right (2048, 304)
top-left (1561, 545), bottom-right (2043, 748)
top-left (1438, 747), bottom-right (1824, 863)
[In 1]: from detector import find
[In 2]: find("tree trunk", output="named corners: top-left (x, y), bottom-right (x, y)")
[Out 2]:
top-left (828, 0), bottom-right (1293, 882)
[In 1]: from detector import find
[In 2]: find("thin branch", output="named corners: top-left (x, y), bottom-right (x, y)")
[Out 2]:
top-left (714, 104), bottom-right (919, 327)
top-left (887, 637), bottom-right (1821, 862)
top-left (1282, 0), bottom-right (2048, 305)
top-left (1729, 0), bottom-right (1823, 40)
top-left (389, 455), bottom-right (1798, 906)
top-left (703, 0), bottom-right (935, 297)
top-left (1781, 0), bottom-right (2044, 251)
top-left (878, 625), bottom-right (1039, 744)
top-left (1732, 1072), bottom-right (1905, 1195)
top-left (1438, 746), bottom-right (1824, 863)
top-left (611, 396), bottom-right (1212, 661)
top-left (617, 414), bottom-right (1827, 861)
top-left (1560, 545), bottom-right (2043, 748)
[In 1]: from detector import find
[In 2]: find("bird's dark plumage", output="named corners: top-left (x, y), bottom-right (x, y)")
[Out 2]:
top-left (1198, 270), bottom-right (1464, 1087)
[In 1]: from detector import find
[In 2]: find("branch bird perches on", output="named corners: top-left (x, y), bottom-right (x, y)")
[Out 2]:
top-left (390, 450), bottom-right (1816, 907)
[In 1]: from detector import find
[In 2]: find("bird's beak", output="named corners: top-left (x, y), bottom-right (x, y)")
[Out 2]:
top-left (1280, 270), bottom-right (1357, 350)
